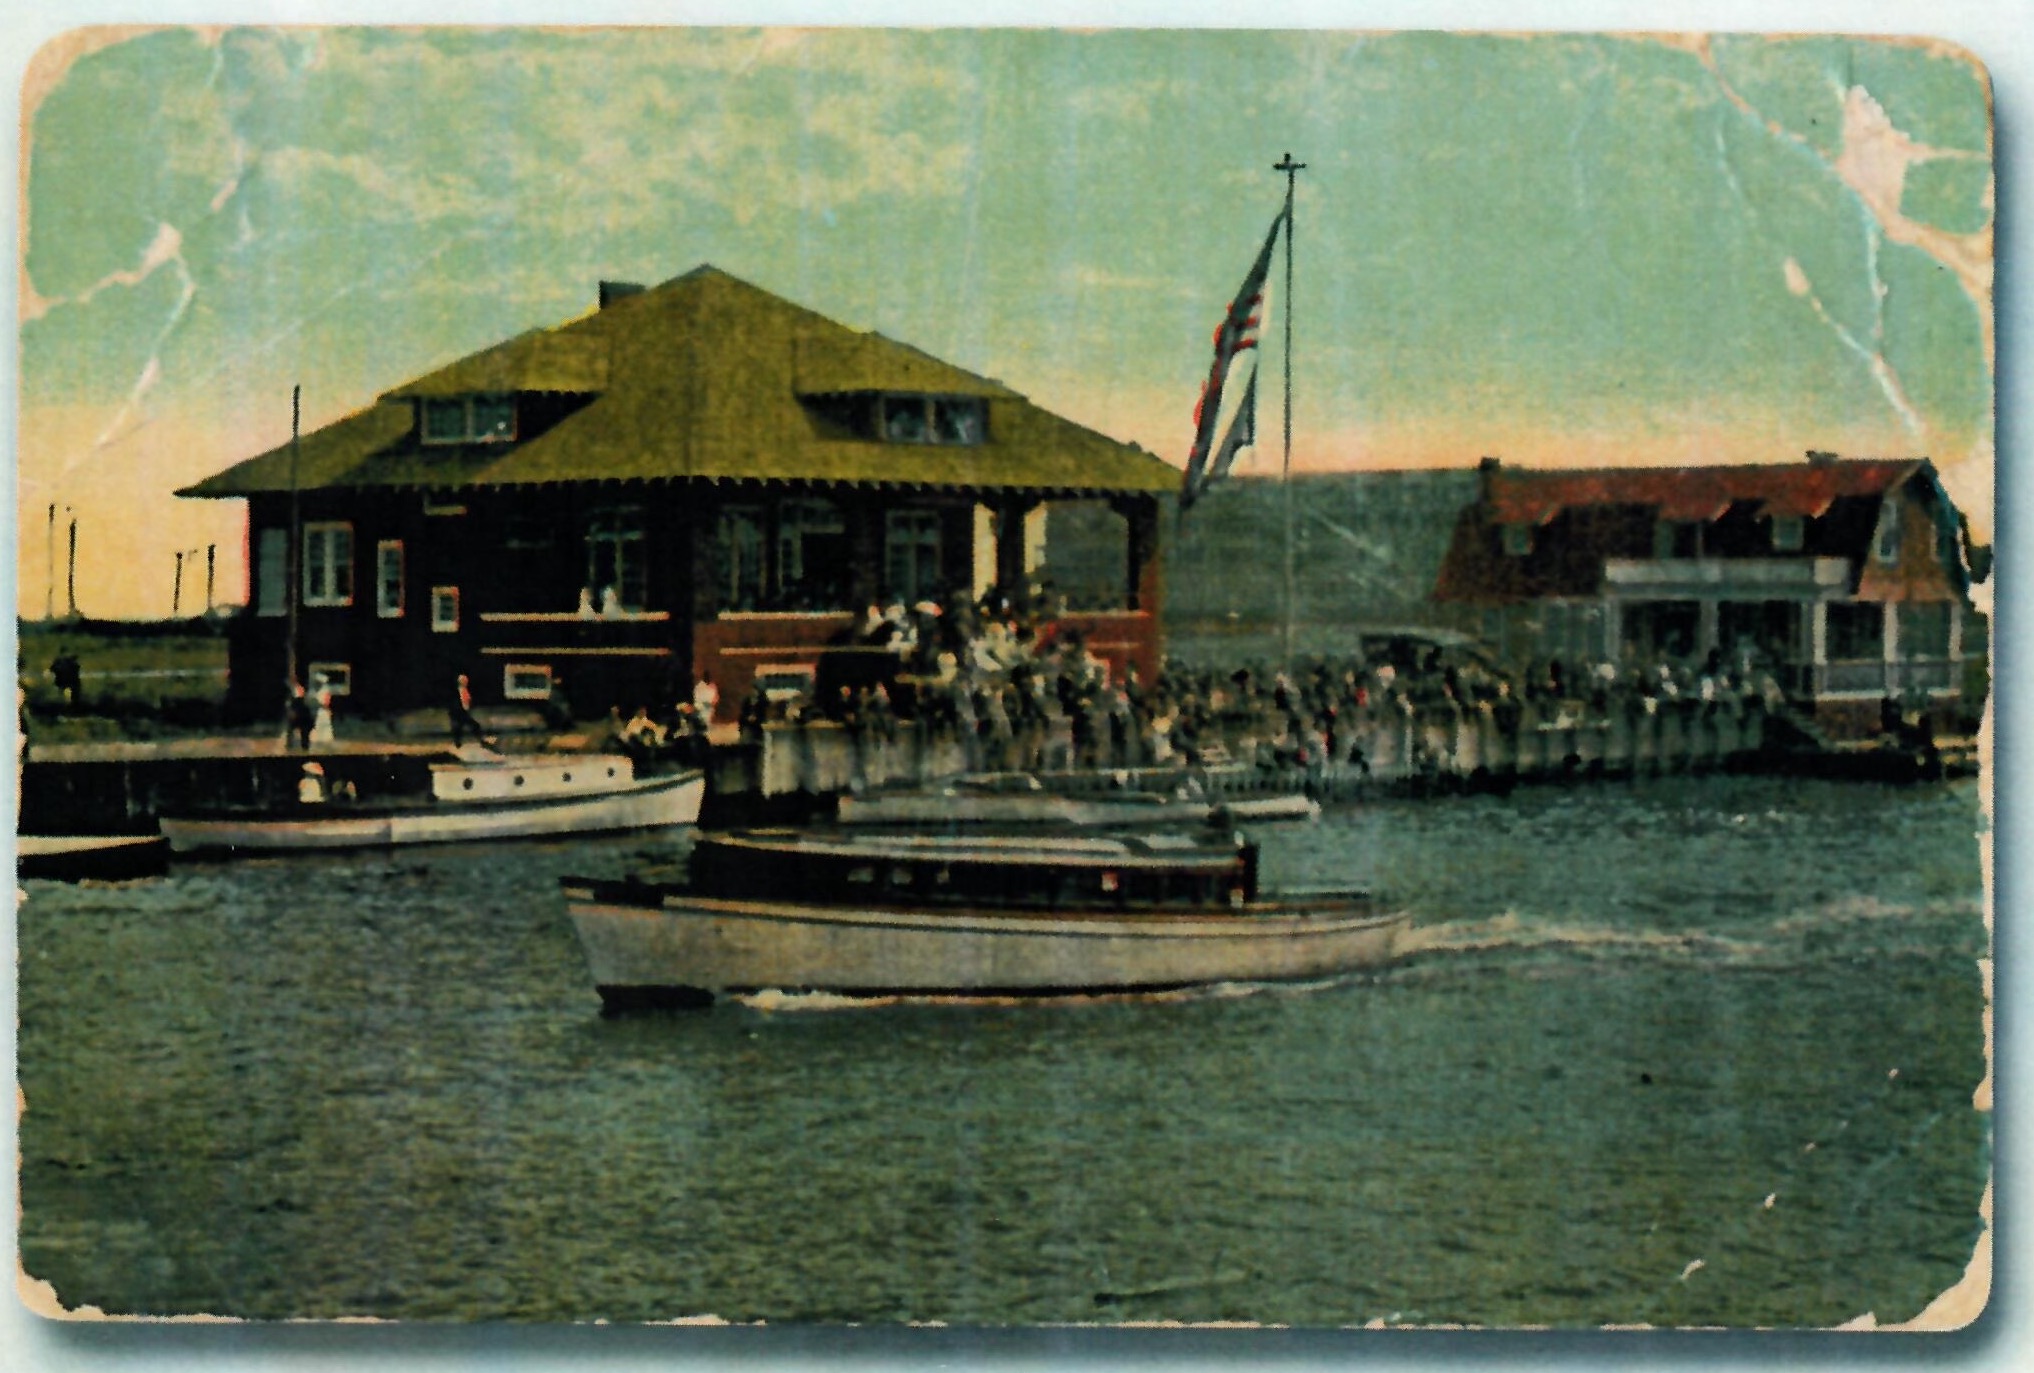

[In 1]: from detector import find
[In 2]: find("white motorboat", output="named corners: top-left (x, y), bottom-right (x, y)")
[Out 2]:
top-left (564, 827), bottom-right (1407, 1009)
top-left (161, 752), bottom-right (704, 855)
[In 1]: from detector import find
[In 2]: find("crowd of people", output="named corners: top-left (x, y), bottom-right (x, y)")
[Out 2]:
top-left (595, 587), bottom-right (1823, 778)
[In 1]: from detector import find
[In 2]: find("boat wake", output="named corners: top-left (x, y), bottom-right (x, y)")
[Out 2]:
top-left (1396, 911), bottom-right (1762, 963)
top-left (1389, 894), bottom-right (1982, 979)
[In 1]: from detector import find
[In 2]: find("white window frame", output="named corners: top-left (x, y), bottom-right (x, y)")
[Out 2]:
top-left (302, 522), bottom-right (354, 607)
top-left (879, 393), bottom-right (987, 446)
top-left (431, 586), bottom-right (460, 634)
top-left (1875, 498), bottom-right (1903, 565)
top-left (1771, 515), bottom-right (1805, 552)
top-left (585, 508), bottom-right (648, 612)
top-left (376, 540), bottom-right (405, 618)
top-left (884, 509), bottom-right (944, 603)
top-left (307, 662), bottom-right (353, 696)
top-left (419, 394), bottom-right (517, 446)
top-left (503, 664), bottom-right (553, 700)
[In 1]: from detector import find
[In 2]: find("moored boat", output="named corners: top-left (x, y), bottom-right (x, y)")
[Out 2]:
top-left (161, 752), bottom-right (704, 855)
top-left (17, 833), bottom-right (172, 882)
top-left (835, 775), bottom-right (1207, 828)
top-left (564, 827), bottom-right (1407, 1009)
top-left (1212, 792), bottom-right (1322, 823)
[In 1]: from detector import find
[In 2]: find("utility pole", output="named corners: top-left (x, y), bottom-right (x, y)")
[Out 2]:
top-left (66, 514), bottom-right (78, 619)
top-left (44, 503), bottom-right (55, 621)
top-left (205, 544), bottom-right (216, 615)
top-left (173, 551), bottom-right (187, 619)
top-left (1273, 151), bottom-right (1306, 670)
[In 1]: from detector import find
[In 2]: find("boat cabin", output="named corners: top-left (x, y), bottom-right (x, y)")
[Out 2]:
top-left (687, 829), bottom-right (1262, 912)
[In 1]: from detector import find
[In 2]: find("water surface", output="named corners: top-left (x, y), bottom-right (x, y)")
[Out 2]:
top-left (17, 775), bottom-right (1988, 1326)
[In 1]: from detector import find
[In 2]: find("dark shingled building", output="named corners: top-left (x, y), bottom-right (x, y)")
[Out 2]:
top-left (183, 266), bottom-right (1176, 722)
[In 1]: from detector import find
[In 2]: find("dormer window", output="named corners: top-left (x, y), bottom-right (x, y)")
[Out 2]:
top-left (1500, 523), bottom-right (1532, 556)
top-left (882, 396), bottom-right (928, 443)
top-left (1771, 515), bottom-right (1805, 551)
top-left (1654, 520), bottom-right (1699, 559)
top-left (882, 394), bottom-right (986, 445)
top-left (804, 392), bottom-right (988, 446)
top-left (932, 398), bottom-right (984, 444)
top-left (421, 395), bottom-right (516, 445)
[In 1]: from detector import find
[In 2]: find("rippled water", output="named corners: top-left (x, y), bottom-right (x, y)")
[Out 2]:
top-left (16, 775), bottom-right (1989, 1326)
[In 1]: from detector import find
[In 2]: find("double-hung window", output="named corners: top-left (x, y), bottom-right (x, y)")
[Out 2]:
top-left (302, 523), bottom-right (354, 607)
top-left (586, 510), bottom-right (647, 612)
top-left (885, 510), bottom-right (943, 604)
top-left (420, 395), bottom-right (516, 445)
top-left (376, 541), bottom-right (405, 618)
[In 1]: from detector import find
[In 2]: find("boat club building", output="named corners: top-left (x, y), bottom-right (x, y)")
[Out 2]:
top-left (182, 266), bottom-right (1176, 723)
top-left (1433, 453), bottom-right (1985, 731)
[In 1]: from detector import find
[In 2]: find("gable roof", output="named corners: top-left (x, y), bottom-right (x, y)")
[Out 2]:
top-left (182, 265), bottom-right (1176, 498)
top-left (1433, 455), bottom-right (1967, 605)
top-left (1483, 458), bottom-right (1923, 526)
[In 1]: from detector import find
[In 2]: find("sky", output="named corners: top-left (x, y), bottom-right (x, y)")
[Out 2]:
top-left (11, 24), bottom-right (1997, 619)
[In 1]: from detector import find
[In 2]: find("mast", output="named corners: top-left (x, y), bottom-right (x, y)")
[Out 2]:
top-left (286, 385), bottom-right (302, 691)
top-left (1273, 152), bottom-right (1305, 668)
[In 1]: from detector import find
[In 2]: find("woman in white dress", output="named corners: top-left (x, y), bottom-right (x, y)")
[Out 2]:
top-left (309, 676), bottom-right (336, 746)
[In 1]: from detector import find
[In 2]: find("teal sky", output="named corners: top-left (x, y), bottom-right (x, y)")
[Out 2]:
top-left (15, 26), bottom-right (1994, 617)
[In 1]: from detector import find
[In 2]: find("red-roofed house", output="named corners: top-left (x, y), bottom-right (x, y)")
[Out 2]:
top-left (1434, 453), bottom-right (1985, 730)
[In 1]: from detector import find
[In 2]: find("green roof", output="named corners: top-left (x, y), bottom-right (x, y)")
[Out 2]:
top-left (181, 266), bottom-right (1176, 498)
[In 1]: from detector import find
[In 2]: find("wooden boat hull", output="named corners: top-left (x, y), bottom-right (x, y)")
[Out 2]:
top-left (162, 770), bottom-right (704, 854)
top-left (565, 882), bottom-right (1408, 1007)
top-left (17, 833), bottom-right (171, 882)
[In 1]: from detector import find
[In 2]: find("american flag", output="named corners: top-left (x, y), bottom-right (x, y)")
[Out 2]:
top-left (1182, 210), bottom-right (1283, 511)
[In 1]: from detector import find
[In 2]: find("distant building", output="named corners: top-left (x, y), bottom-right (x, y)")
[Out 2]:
top-left (182, 266), bottom-right (1174, 721)
top-left (1089, 470), bottom-right (1483, 660)
top-left (1434, 453), bottom-right (1986, 727)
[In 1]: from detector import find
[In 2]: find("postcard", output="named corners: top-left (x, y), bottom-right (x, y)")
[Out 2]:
top-left (12, 24), bottom-right (1993, 1333)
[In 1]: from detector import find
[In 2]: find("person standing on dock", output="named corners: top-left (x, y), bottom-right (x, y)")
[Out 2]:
top-left (285, 681), bottom-right (314, 751)
top-left (48, 648), bottom-right (81, 710)
top-left (309, 676), bottom-right (337, 746)
top-left (692, 673), bottom-right (720, 727)
top-left (449, 673), bottom-right (495, 750)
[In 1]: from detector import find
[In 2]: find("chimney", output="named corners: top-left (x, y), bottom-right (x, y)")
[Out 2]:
top-left (1805, 449), bottom-right (1838, 466)
top-left (1478, 455), bottom-right (1501, 503)
top-left (599, 281), bottom-right (646, 310)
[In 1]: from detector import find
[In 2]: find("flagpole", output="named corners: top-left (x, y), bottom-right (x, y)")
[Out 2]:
top-left (1274, 152), bottom-right (1305, 670)
top-left (287, 385), bottom-right (302, 693)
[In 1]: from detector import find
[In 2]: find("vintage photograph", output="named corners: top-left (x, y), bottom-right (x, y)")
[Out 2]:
top-left (12, 25), bottom-right (1992, 1328)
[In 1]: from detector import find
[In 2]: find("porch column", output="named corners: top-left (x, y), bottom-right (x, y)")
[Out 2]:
top-left (1111, 492), bottom-right (1164, 685)
top-left (1602, 595), bottom-right (1620, 663)
top-left (1809, 599), bottom-right (1829, 697)
top-left (1882, 600), bottom-right (1900, 694)
top-left (1117, 493), bottom-right (1163, 616)
top-left (1697, 598), bottom-right (1720, 656)
top-left (992, 497), bottom-right (1037, 600)
top-left (1948, 601), bottom-right (1964, 663)
top-left (847, 498), bottom-right (882, 609)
